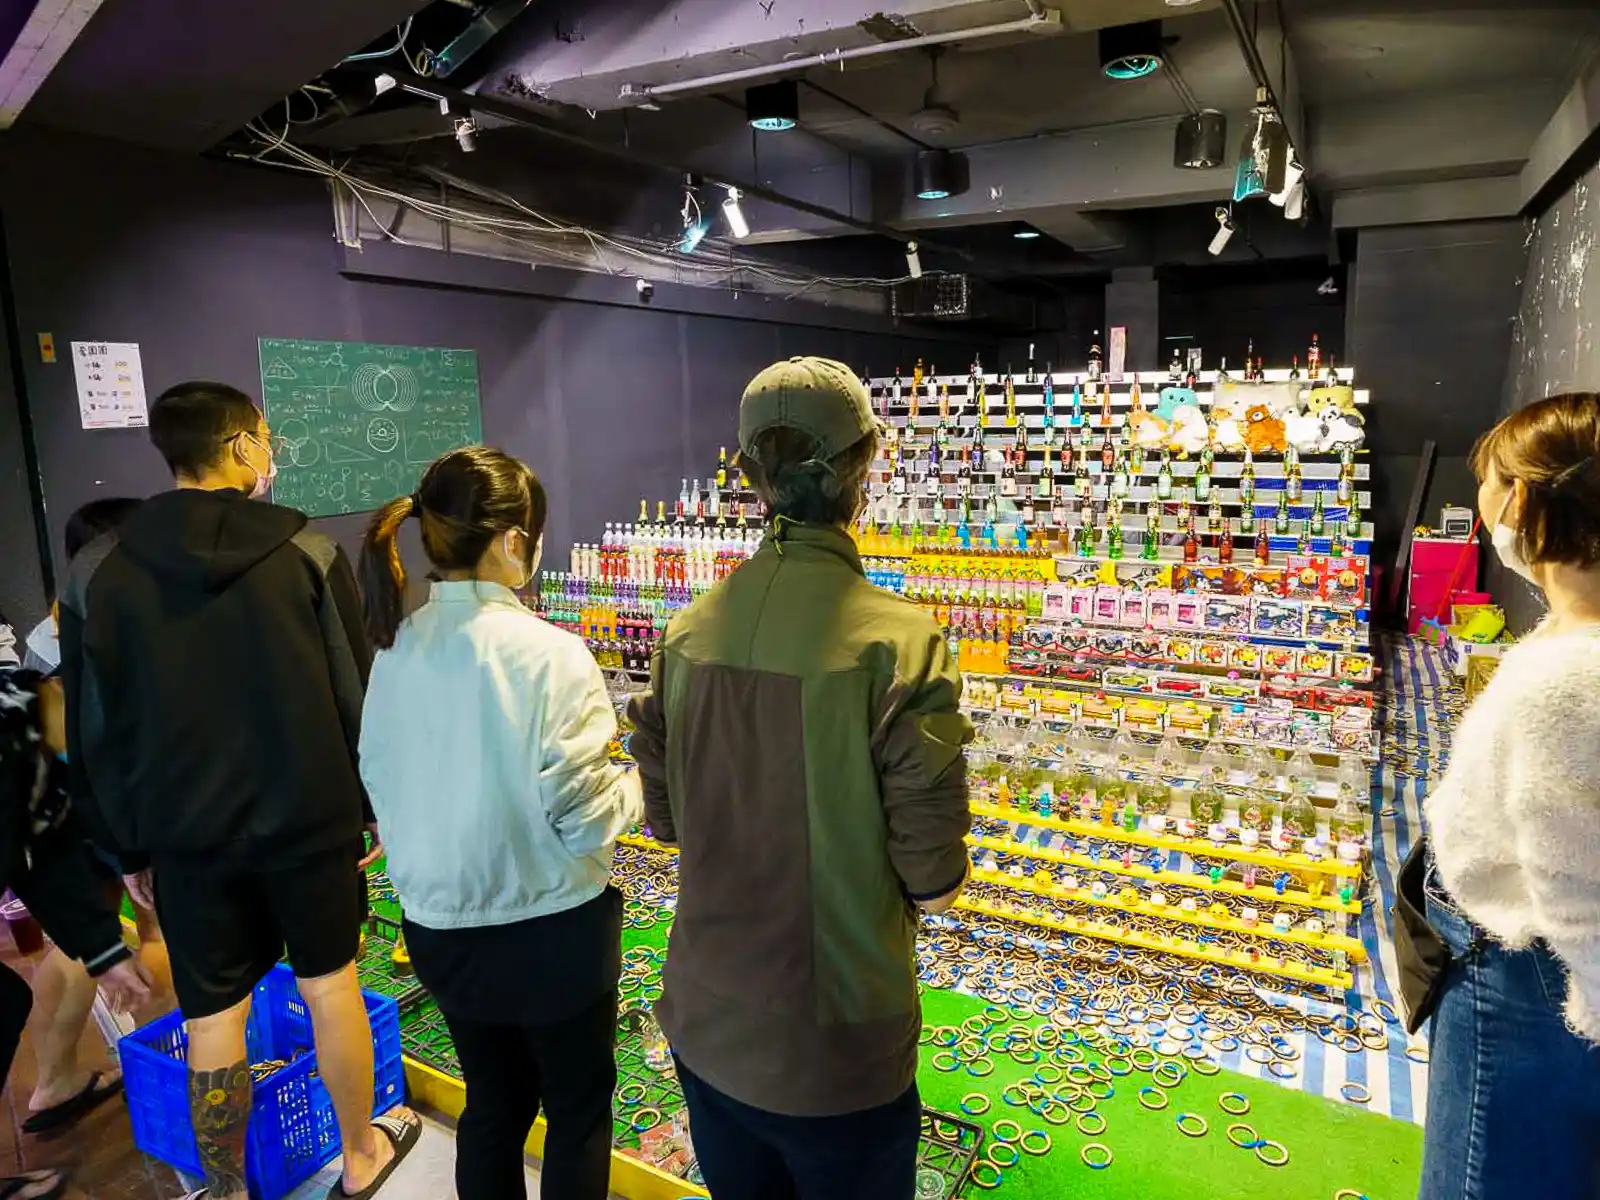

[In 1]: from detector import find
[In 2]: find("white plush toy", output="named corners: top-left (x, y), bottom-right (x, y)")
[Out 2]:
top-left (1311, 387), bottom-right (1366, 452)
top-left (1167, 405), bottom-right (1211, 456)
top-left (1210, 386), bottom-right (1246, 451)
top-left (1284, 400), bottom-right (1324, 455)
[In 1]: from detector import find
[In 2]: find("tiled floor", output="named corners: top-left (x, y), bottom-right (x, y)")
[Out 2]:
top-left (0, 934), bottom-right (543, 1199)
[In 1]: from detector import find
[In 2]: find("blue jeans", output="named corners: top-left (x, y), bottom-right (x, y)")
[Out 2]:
top-left (675, 1057), bottom-right (920, 1200)
top-left (1420, 892), bottom-right (1600, 1199)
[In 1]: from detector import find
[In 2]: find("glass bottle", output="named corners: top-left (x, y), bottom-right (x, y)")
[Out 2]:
top-left (1190, 745), bottom-right (1228, 833)
top-left (1239, 451), bottom-right (1257, 509)
top-left (1253, 518), bottom-right (1271, 566)
top-left (1274, 490), bottom-right (1292, 535)
top-left (1285, 451), bottom-right (1304, 503)
top-left (1100, 734), bottom-right (1135, 824)
top-left (1195, 447), bottom-right (1213, 502)
top-left (1330, 762), bottom-right (1368, 862)
top-left (1281, 751), bottom-right (1319, 846)
top-left (1107, 515), bottom-right (1124, 561)
top-left (1142, 508), bottom-right (1161, 561)
top-left (1218, 517), bottom-right (1234, 564)
top-left (1310, 489), bottom-right (1326, 537)
top-left (1182, 522), bottom-right (1199, 563)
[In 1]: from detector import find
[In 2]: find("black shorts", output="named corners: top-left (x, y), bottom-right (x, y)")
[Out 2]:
top-left (153, 841), bottom-right (365, 1020)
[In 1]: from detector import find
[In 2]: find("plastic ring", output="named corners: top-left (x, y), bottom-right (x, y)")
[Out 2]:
top-left (1154, 1061), bottom-right (1187, 1088)
top-left (1189, 1055), bottom-right (1220, 1075)
top-left (989, 1143), bottom-right (1021, 1169)
top-left (1254, 1138), bottom-right (1290, 1167)
top-left (1227, 1121), bottom-right (1260, 1149)
top-left (1076, 1111), bottom-right (1107, 1135)
top-left (1372, 999), bottom-right (1399, 1026)
top-left (1137, 1086), bottom-right (1169, 1110)
top-left (1001, 1084), bottom-right (1029, 1108)
top-left (968, 1056), bottom-right (996, 1078)
top-left (1081, 1142), bottom-right (1114, 1170)
top-left (630, 1107), bottom-right (662, 1133)
top-left (931, 1051), bottom-right (960, 1073)
top-left (1105, 1055), bottom-right (1134, 1076)
top-left (1340, 1082), bottom-right (1371, 1104)
top-left (918, 1026), bottom-right (935, 1045)
top-left (1405, 1045), bottom-right (1430, 1064)
top-left (1268, 1060), bottom-right (1298, 1080)
top-left (992, 1119), bottom-right (1023, 1144)
top-left (617, 1083), bottom-right (647, 1108)
top-left (961, 1092), bottom-right (992, 1116)
top-left (969, 1160), bottom-right (1002, 1190)
top-left (1086, 1080), bottom-right (1115, 1101)
top-left (1176, 1112), bottom-right (1209, 1138)
top-left (1333, 1191), bottom-right (1370, 1200)
top-left (1042, 1101), bottom-right (1073, 1126)
top-left (1219, 1092), bottom-right (1251, 1116)
top-left (1021, 1130), bottom-right (1052, 1156)
top-left (933, 1026), bottom-right (961, 1047)
top-left (1034, 1064), bottom-right (1065, 1085)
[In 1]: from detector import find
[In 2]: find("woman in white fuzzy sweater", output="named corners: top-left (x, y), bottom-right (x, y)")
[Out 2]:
top-left (1420, 391), bottom-right (1600, 1200)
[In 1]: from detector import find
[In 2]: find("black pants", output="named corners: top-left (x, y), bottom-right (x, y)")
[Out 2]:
top-left (675, 1057), bottom-right (921, 1200)
top-left (0, 961), bottom-right (31, 1085)
top-left (442, 988), bottom-right (617, 1200)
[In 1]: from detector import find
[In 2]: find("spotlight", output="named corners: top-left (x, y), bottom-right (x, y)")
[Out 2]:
top-left (1269, 154), bottom-right (1305, 208)
top-left (746, 80), bottom-right (798, 131)
top-left (679, 177), bottom-right (709, 253)
top-left (1208, 206), bottom-right (1235, 257)
top-left (1284, 178), bottom-right (1306, 221)
top-left (1174, 109), bottom-right (1227, 169)
top-left (914, 149), bottom-right (958, 201)
top-left (1235, 86), bottom-right (1288, 199)
top-left (1013, 228), bottom-right (1042, 240)
top-left (453, 115), bottom-right (478, 153)
top-left (1100, 21), bottom-right (1165, 80)
top-left (721, 187), bottom-right (749, 239)
top-left (906, 241), bottom-right (923, 279)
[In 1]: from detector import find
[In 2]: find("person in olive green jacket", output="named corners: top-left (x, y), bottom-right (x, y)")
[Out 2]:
top-left (628, 356), bottom-right (973, 1200)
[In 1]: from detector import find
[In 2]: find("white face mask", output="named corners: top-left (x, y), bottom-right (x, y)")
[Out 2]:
top-left (25, 617), bottom-right (60, 673)
top-left (1491, 492), bottom-right (1538, 585)
top-left (239, 432), bottom-right (277, 500)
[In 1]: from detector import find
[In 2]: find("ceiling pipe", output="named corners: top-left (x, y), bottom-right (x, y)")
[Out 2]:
top-left (620, 5), bottom-right (1062, 104)
top-left (1216, 0), bottom-right (1302, 150)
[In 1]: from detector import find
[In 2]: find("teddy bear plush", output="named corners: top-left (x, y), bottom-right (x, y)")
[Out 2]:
top-left (1243, 403), bottom-right (1287, 455)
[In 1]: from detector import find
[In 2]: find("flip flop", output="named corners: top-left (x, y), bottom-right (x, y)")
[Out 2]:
top-left (21, 1070), bottom-right (123, 1134)
top-left (0, 1170), bottom-right (69, 1199)
top-left (326, 1109), bottom-right (423, 1200)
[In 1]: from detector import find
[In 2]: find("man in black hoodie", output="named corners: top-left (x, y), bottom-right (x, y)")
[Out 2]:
top-left (59, 382), bottom-right (418, 1200)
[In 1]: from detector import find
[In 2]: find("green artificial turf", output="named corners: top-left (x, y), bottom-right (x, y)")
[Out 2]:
top-left (916, 988), bottom-right (1420, 1200)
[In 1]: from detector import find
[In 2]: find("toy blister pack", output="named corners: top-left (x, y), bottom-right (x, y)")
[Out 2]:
top-left (1323, 556), bottom-right (1368, 605)
top-left (1284, 555), bottom-right (1326, 601)
top-left (1251, 597), bottom-right (1305, 638)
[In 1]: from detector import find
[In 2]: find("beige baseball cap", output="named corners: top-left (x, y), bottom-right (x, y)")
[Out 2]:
top-left (738, 356), bottom-right (878, 463)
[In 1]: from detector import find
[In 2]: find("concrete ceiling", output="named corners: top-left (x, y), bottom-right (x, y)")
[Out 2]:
top-left (8, 0), bottom-right (433, 150)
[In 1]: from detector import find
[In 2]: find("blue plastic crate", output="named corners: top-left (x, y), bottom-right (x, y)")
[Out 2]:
top-left (121, 964), bottom-right (406, 1200)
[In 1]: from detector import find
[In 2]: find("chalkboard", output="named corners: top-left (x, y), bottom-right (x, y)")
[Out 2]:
top-left (257, 338), bottom-right (483, 518)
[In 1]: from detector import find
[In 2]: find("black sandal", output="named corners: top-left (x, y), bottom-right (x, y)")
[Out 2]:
top-left (325, 1109), bottom-right (423, 1199)
top-left (0, 1170), bottom-right (69, 1200)
top-left (21, 1069), bottom-right (123, 1134)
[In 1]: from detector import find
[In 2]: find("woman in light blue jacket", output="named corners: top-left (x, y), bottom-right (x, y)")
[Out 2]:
top-left (358, 446), bottom-right (641, 1200)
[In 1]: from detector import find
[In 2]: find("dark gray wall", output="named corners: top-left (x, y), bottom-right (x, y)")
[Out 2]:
top-left (1498, 158), bottom-right (1600, 631)
top-left (0, 236), bottom-right (48, 631)
top-left (1345, 219), bottom-right (1526, 609)
top-left (1160, 262), bottom-right (1348, 373)
top-left (0, 129), bottom-right (985, 591)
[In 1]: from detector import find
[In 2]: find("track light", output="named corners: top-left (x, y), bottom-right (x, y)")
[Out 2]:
top-left (1270, 153), bottom-right (1305, 209)
top-left (1174, 109), bottom-right (1226, 169)
top-left (453, 115), bottom-right (477, 152)
top-left (1208, 207), bottom-right (1235, 256)
top-left (746, 80), bottom-right (798, 131)
top-left (906, 241), bottom-right (923, 279)
top-left (1100, 21), bottom-right (1165, 80)
top-left (679, 177), bottom-right (709, 253)
top-left (914, 149), bottom-right (959, 201)
top-left (721, 187), bottom-right (749, 239)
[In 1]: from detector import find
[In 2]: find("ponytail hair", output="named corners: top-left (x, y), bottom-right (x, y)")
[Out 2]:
top-left (360, 494), bottom-right (417, 650)
top-left (359, 445), bottom-right (547, 650)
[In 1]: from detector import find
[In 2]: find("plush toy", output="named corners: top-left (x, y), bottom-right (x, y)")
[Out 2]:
top-left (1156, 386), bottom-right (1194, 423)
top-left (1243, 403), bottom-right (1287, 455)
top-left (1309, 386), bottom-right (1365, 452)
top-left (1128, 408), bottom-right (1170, 450)
top-left (1167, 404), bottom-right (1211, 456)
top-left (1283, 398), bottom-right (1324, 455)
top-left (1210, 387), bottom-right (1247, 451)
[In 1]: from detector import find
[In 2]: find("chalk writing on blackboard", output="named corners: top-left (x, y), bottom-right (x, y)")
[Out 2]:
top-left (258, 338), bottom-right (482, 518)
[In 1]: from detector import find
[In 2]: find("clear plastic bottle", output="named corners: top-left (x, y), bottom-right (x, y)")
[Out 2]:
top-left (1329, 760), bottom-right (1369, 862)
top-left (1060, 732), bottom-right (1096, 824)
top-left (1238, 749), bottom-right (1278, 847)
top-left (1099, 733), bottom-right (1136, 824)
top-left (1281, 749), bottom-right (1320, 845)
top-left (1139, 736), bottom-right (1181, 830)
top-left (1189, 744), bottom-right (1228, 831)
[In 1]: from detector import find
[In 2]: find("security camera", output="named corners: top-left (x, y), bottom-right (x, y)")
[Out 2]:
top-left (453, 115), bottom-right (478, 153)
top-left (1208, 206), bottom-right (1235, 256)
top-left (635, 278), bottom-right (654, 303)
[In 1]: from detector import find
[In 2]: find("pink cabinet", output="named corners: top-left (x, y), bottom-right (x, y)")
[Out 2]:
top-left (1408, 537), bottom-right (1480, 632)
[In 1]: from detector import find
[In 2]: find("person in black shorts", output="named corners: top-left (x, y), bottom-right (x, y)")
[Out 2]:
top-left (59, 382), bottom-right (419, 1200)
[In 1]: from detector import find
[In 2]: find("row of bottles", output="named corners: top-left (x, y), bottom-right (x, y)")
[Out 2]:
top-left (973, 734), bottom-right (1369, 862)
top-left (572, 522), bottom-right (762, 589)
top-left (870, 334), bottom-right (1339, 416)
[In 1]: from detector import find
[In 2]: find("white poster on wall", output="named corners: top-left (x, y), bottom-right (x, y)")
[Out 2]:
top-left (72, 341), bottom-right (148, 429)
